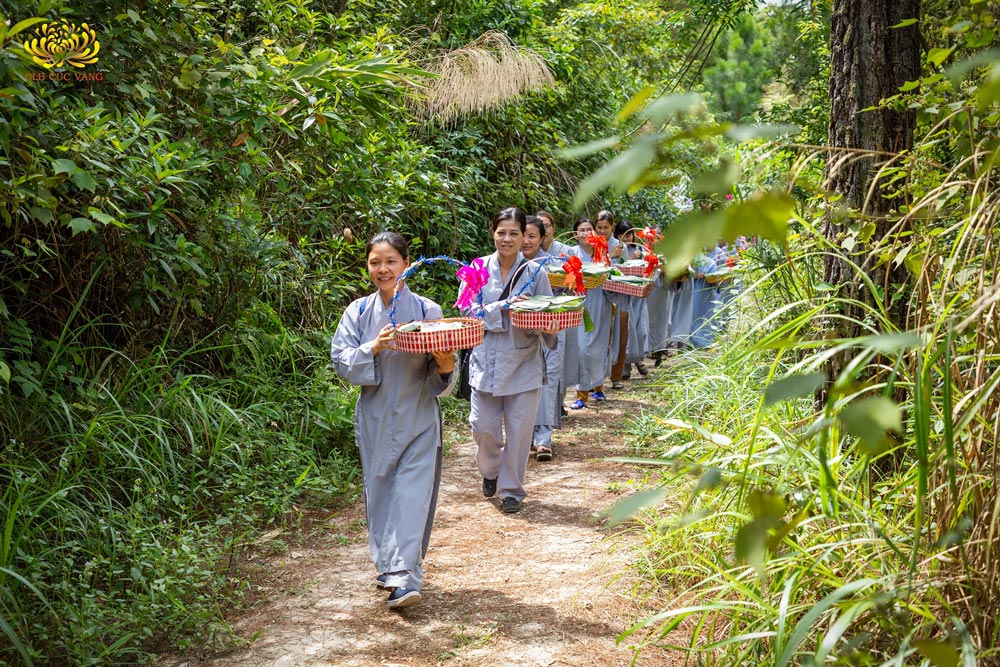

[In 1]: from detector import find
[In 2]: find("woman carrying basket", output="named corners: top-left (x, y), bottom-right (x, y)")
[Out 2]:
top-left (466, 207), bottom-right (558, 514)
top-left (522, 215), bottom-right (563, 462)
top-left (329, 232), bottom-right (456, 609)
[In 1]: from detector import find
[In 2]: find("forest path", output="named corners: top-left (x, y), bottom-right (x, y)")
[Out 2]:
top-left (163, 378), bottom-right (687, 667)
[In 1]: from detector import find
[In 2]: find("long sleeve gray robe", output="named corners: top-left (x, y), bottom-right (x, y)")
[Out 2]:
top-left (330, 286), bottom-right (455, 591)
top-left (646, 267), bottom-right (674, 354)
top-left (572, 244), bottom-right (613, 390)
top-left (468, 252), bottom-right (554, 501)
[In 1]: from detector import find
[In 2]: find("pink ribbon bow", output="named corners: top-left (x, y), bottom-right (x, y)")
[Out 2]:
top-left (454, 258), bottom-right (489, 310)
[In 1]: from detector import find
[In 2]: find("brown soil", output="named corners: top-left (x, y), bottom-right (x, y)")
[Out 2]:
top-left (161, 380), bottom-right (688, 667)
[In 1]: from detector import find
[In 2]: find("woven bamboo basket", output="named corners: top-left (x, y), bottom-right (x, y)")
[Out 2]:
top-left (510, 309), bottom-right (584, 331)
top-left (705, 271), bottom-right (734, 285)
top-left (602, 278), bottom-right (655, 299)
top-left (393, 317), bottom-right (484, 354)
top-left (545, 270), bottom-right (607, 290)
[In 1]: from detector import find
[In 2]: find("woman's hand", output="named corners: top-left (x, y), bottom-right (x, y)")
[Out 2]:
top-left (431, 349), bottom-right (456, 374)
top-left (371, 324), bottom-right (396, 355)
top-left (609, 245), bottom-right (624, 259)
top-left (503, 295), bottom-right (528, 309)
top-left (540, 325), bottom-right (559, 335)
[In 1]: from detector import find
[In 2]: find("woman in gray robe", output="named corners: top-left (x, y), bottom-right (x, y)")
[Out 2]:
top-left (330, 232), bottom-right (456, 610)
top-left (690, 252), bottom-right (720, 348)
top-left (568, 218), bottom-right (614, 409)
top-left (523, 214), bottom-right (569, 461)
top-left (467, 207), bottom-right (557, 515)
top-left (669, 276), bottom-right (695, 348)
top-left (647, 266), bottom-right (674, 364)
top-left (536, 210), bottom-right (580, 407)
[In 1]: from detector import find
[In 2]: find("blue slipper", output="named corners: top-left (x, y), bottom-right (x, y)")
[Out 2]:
top-left (568, 399), bottom-right (588, 410)
top-left (590, 391), bottom-right (607, 401)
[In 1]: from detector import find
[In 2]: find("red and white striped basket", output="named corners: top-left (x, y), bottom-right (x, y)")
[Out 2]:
top-left (393, 317), bottom-right (484, 354)
top-left (602, 278), bottom-right (655, 299)
top-left (618, 261), bottom-right (648, 277)
top-left (510, 309), bottom-right (584, 331)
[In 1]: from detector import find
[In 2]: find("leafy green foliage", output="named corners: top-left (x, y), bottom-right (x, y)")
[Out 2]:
top-left (0, 0), bottom-right (695, 661)
top-left (701, 12), bottom-right (778, 123)
top-left (593, 3), bottom-right (1000, 666)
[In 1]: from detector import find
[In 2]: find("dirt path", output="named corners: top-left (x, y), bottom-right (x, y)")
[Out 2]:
top-left (163, 382), bottom-right (685, 667)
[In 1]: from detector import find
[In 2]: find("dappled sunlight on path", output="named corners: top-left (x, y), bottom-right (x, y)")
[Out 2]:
top-left (161, 381), bottom-right (686, 667)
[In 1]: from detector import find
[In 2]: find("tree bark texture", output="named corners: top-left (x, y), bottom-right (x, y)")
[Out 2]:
top-left (822, 0), bottom-right (921, 377)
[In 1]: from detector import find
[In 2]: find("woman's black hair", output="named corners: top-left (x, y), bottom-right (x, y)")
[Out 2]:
top-left (595, 209), bottom-right (615, 226)
top-left (491, 206), bottom-right (527, 233)
top-left (614, 220), bottom-right (633, 239)
top-left (574, 217), bottom-right (593, 231)
top-left (366, 231), bottom-right (409, 260)
top-left (525, 215), bottom-right (546, 238)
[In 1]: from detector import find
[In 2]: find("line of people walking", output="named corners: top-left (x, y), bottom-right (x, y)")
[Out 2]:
top-left (328, 207), bottom-right (745, 609)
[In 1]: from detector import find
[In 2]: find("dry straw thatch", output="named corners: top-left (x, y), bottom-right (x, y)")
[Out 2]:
top-left (418, 30), bottom-right (554, 124)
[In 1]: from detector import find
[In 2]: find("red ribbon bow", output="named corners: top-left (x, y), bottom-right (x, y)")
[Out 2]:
top-left (636, 227), bottom-right (662, 246)
top-left (562, 255), bottom-right (585, 294)
top-left (643, 252), bottom-right (660, 278)
top-left (586, 232), bottom-right (609, 265)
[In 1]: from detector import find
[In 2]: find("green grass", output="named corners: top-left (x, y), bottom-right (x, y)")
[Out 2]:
top-left (617, 210), bottom-right (1000, 666)
top-left (0, 319), bottom-right (361, 665)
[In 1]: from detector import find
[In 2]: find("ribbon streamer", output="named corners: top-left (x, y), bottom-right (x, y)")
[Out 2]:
top-left (561, 255), bottom-right (585, 294)
top-left (454, 257), bottom-right (489, 310)
top-left (636, 227), bottom-right (662, 246)
top-left (643, 252), bottom-right (660, 278)
top-left (587, 232), bottom-right (609, 265)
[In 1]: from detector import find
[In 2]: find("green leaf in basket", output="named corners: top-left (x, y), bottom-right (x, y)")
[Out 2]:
top-left (583, 307), bottom-right (594, 332)
top-left (611, 275), bottom-right (651, 284)
top-left (396, 322), bottom-right (421, 332)
top-left (581, 263), bottom-right (613, 276)
top-left (510, 294), bottom-right (587, 312)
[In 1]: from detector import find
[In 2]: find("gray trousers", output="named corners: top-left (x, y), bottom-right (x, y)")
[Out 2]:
top-left (470, 388), bottom-right (542, 501)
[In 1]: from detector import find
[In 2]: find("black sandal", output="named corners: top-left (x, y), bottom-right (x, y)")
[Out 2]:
top-left (536, 445), bottom-right (553, 461)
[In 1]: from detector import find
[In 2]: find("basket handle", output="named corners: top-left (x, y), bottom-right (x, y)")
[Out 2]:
top-left (501, 258), bottom-right (552, 309)
top-left (388, 255), bottom-right (485, 328)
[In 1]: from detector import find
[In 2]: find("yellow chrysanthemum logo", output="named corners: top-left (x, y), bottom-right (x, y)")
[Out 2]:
top-left (23, 20), bottom-right (100, 69)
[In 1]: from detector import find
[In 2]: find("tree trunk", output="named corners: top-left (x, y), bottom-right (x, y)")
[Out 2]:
top-left (821, 0), bottom-right (921, 391)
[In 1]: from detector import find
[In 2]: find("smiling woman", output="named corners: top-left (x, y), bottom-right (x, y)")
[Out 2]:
top-left (329, 231), bottom-right (456, 610)
top-left (464, 207), bottom-right (558, 515)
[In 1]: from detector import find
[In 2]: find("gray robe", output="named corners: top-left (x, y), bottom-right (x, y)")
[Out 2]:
top-left (330, 286), bottom-right (454, 591)
top-left (572, 244), bottom-right (613, 390)
top-left (626, 293), bottom-right (649, 364)
top-left (467, 253), bottom-right (555, 396)
top-left (468, 252), bottom-right (555, 501)
top-left (691, 255), bottom-right (719, 348)
top-left (545, 239), bottom-right (575, 261)
top-left (669, 276), bottom-right (695, 345)
top-left (532, 247), bottom-right (570, 443)
top-left (646, 269), bottom-right (674, 354)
